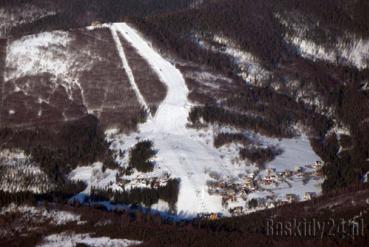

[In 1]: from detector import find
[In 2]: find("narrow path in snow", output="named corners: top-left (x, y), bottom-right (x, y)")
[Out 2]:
top-left (115, 23), bottom-right (227, 215)
top-left (110, 24), bottom-right (151, 118)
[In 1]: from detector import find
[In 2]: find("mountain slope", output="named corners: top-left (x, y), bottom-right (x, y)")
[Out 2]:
top-left (128, 0), bottom-right (369, 192)
top-left (0, 0), bottom-right (368, 223)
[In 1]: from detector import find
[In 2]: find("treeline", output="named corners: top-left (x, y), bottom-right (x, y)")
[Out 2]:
top-left (213, 133), bottom-right (252, 148)
top-left (0, 115), bottom-right (118, 187)
top-left (0, 181), bottom-right (86, 207)
top-left (189, 105), bottom-right (294, 138)
top-left (308, 70), bottom-right (369, 192)
top-left (90, 179), bottom-right (180, 212)
top-left (224, 86), bottom-right (333, 137)
top-left (240, 147), bottom-right (282, 167)
top-left (213, 132), bottom-right (283, 167)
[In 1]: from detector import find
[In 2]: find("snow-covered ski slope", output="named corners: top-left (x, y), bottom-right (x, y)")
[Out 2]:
top-left (100, 23), bottom-right (322, 217)
top-left (114, 23), bottom-right (188, 133)
top-left (111, 23), bottom-right (231, 216)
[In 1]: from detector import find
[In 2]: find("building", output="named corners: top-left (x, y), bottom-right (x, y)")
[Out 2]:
top-left (283, 170), bottom-right (293, 177)
top-left (91, 21), bottom-right (101, 27)
top-left (304, 192), bottom-right (317, 200)
top-left (285, 193), bottom-right (297, 203)
top-left (266, 199), bottom-right (276, 208)
top-left (229, 206), bottom-right (243, 216)
top-left (244, 177), bottom-right (253, 186)
top-left (313, 161), bottom-right (323, 169)
top-left (267, 168), bottom-right (276, 175)
top-left (209, 213), bottom-right (219, 221)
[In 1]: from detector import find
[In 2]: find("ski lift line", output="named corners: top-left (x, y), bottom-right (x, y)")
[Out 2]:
top-left (110, 25), bottom-right (152, 119)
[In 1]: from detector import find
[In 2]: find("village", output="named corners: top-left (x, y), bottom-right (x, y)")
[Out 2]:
top-left (115, 171), bottom-right (173, 191)
top-left (111, 159), bottom-right (324, 221)
top-left (201, 160), bottom-right (324, 218)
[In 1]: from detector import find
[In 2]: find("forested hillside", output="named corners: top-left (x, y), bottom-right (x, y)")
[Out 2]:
top-left (0, 0), bottom-right (196, 38)
top-left (128, 0), bottom-right (369, 192)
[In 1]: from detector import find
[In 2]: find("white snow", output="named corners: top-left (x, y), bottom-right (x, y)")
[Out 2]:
top-left (262, 134), bottom-right (320, 172)
top-left (68, 162), bottom-right (118, 197)
top-left (363, 171), bottom-right (369, 183)
top-left (37, 232), bottom-right (142, 247)
top-left (151, 199), bottom-right (170, 212)
top-left (4, 29), bottom-right (100, 104)
top-left (5, 31), bottom-right (71, 82)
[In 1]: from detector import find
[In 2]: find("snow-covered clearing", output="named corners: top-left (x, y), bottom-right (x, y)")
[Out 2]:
top-left (4, 29), bottom-right (101, 104)
top-left (5, 31), bottom-right (71, 82)
top-left (68, 162), bottom-right (119, 201)
top-left (262, 134), bottom-right (320, 172)
top-left (37, 232), bottom-right (141, 247)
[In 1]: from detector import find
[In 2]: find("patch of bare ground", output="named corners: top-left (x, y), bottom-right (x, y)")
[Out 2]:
top-left (119, 33), bottom-right (167, 115)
